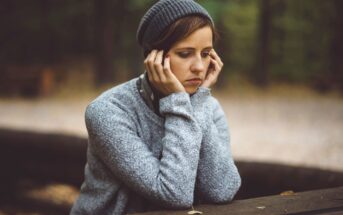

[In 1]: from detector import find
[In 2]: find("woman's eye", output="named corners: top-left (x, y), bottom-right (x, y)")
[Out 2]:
top-left (201, 52), bottom-right (210, 58)
top-left (177, 52), bottom-right (190, 58)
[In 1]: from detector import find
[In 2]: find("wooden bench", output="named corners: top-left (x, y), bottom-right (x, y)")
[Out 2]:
top-left (0, 128), bottom-right (342, 214)
top-left (132, 186), bottom-right (343, 215)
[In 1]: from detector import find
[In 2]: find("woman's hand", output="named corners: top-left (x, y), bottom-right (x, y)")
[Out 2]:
top-left (201, 49), bottom-right (224, 89)
top-left (144, 50), bottom-right (186, 96)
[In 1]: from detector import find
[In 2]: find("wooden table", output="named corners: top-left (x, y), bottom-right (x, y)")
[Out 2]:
top-left (132, 186), bottom-right (343, 215)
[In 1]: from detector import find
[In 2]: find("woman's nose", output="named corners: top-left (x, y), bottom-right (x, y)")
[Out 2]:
top-left (191, 57), bottom-right (205, 73)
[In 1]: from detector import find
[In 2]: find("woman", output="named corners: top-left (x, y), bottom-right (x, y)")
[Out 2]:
top-left (70, 0), bottom-right (241, 214)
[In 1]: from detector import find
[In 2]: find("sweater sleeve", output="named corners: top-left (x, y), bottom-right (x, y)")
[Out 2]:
top-left (84, 92), bottom-right (202, 209)
top-left (191, 87), bottom-right (241, 204)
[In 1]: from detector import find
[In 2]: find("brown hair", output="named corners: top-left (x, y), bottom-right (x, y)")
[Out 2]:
top-left (144, 15), bottom-right (218, 57)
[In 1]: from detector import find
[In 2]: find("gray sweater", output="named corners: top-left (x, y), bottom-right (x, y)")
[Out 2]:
top-left (70, 76), bottom-right (241, 215)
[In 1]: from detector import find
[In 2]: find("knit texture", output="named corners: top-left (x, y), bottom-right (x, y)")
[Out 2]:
top-left (136, 0), bottom-right (214, 52)
top-left (70, 77), bottom-right (241, 215)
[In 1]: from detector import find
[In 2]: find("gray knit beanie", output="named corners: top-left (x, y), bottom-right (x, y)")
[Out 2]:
top-left (136, 0), bottom-right (214, 54)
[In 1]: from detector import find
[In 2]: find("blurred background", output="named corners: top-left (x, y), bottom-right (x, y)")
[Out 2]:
top-left (0, 0), bottom-right (342, 214)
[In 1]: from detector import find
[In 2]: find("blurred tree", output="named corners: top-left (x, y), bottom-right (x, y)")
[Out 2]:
top-left (94, 0), bottom-right (149, 85)
top-left (1, 0), bottom-right (342, 93)
top-left (329, 0), bottom-right (343, 92)
top-left (124, 0), bottom-right (155, 80)
top-left (40, 0), bottom-right (56, 64)
top-left (269, 0), bottom-right (286, 82)
top-left (253, 0), bottom-right (271, 86)
top-left (269, 0), bottom-right (333, 87)
top-left (94, 0), bottom-right (115, 86)
top-left (221, 0), bottom-right (258, 80)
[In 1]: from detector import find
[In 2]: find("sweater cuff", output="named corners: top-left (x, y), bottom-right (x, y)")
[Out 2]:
top-left (190, 87), bottom-right (212, 131)
top-left (159, 92), bottom-right (192, 116)
top-left (190, 87), bottom-right (211, 106)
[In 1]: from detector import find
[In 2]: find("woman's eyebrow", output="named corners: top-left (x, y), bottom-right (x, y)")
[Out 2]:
top-left (203, 46), bottom-right (213, 50)
top-left (174, 46), bottom-right (213, 51)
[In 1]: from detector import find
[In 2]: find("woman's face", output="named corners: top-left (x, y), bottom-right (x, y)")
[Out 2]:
top-left (166, 26), bottom-right (213, 94)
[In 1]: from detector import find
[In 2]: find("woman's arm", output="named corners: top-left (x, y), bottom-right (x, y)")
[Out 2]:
top-left (85, 92), bottom-right (202, 209)
top-left (191, 88), bottom-right (241, 204)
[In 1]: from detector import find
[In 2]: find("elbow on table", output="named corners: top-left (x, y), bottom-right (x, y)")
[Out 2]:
top-left (210, 175), bottom-right (242, 204)
top-left (159, 190), bottom-right (194, 209)
top-left (170, 197), bottom-right (193, 209)
top-left (222, 175), bottom-right (242, 203)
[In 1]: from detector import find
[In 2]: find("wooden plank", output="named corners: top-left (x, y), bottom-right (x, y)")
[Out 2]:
top-left (130, 186), bottom-right (343, 215)
top-left (0, 128), bottom-right (87, 186)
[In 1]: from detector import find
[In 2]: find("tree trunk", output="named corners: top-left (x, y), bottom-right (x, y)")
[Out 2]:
top-left (40, 0), bottom-right (56, 64)
top-left (253, 0), bottom-right (271, 87)
top-left (271, 0), bottom-right (285, 65)
top-left (94, 0), bottom-right (129, 86)
top-left (94, 0), bottom-right (115, 86)
top-left (330, 0), bottom-right (343, 92)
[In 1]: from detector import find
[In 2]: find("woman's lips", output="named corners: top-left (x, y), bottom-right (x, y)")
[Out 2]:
top-left (186, 78), bottom-right (202, 85)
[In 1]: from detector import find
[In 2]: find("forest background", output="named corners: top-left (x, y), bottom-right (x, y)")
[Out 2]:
top-left (1, 0), bottom-right (343, 96)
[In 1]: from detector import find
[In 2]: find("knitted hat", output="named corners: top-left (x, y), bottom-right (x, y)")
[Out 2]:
top-left (136, 0), bottom-right (213, 53)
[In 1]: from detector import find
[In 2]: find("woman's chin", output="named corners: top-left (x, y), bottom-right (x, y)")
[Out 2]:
top-left (185, 86), bottom-right (199, 95)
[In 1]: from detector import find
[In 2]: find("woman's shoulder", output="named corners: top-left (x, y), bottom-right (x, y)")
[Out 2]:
top-left (94, 77), bottom-right (140, 103)
top-left (86, 77), bottom-right (141, 115)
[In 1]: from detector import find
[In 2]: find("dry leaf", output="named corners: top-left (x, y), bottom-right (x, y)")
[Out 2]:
top-left (187, 210), bottom-right (203, 214)
top-left (188, 206), bottom-right (203, 214)
top-left (280, 190), bottom-right (296, 196)
top-left (257, 206), bottom-right (266, 209)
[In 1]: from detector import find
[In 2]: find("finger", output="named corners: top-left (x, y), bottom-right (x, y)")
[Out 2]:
top-left (163, 57), bottom-right (184, 92)
top-left (210, 58), bottom-right (221, 74)
top-left (210, 49), bottom-right (223, 66)
top-left (202, 71), bottom-right (215, 87)
top-left (163, 56), bottom-right (174, 79)
top-left (203, 59), bottom-right (220, 88)
top-left (144, 52), bottom-right (153, 82)
top-left (147, 50), bottom-right (158, 81)
top-left (209, 55), bottom-right (223, 72)
top-left (144, 53), bottom-right (153, 82)
top-left (154, 50), bottom-right (164, 81)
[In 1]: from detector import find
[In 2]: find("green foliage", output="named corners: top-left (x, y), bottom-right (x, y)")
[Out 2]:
top-left (220, 0), bottom-right (258, 72)
top-left (270, 0), bottom-right (334, 83)
top-left (198, 0), bottom-right (222, 22)
top-left (1, 0), bottom-right (340, 87)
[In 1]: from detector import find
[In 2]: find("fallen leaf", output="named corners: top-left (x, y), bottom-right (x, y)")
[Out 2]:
top-left (257, 206), bottom-right (266, 209)
top-left (187, 210), bottom-right (203, 214)
top-left (188, 206), bottom-right (203, 215)
top-left (280, 190), bottom-right (296, 196)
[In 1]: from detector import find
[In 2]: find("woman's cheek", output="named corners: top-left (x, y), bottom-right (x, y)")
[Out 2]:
top-left (169, 59), bottom-right (176, 74)
top-left (169, 57), bottom-right (182, 74)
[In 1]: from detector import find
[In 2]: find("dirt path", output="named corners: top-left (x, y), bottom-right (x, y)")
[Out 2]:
top-left (219, 94), bottom-right (343, 172)
top-left (0, 90), bottom-right (342, 172)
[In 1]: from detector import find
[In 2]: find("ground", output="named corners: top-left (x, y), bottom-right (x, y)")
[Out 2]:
top-left (0, 85), bottom-right (342, 172)
top-left (1, 84), bottom-right (343, 214)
